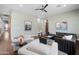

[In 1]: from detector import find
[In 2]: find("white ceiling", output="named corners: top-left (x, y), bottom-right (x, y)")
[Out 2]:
top-left (0, 4), bottom-right (79, 17)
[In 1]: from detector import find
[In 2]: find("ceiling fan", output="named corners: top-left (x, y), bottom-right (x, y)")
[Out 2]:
top-left (35, 4), bottom-right (48, 12)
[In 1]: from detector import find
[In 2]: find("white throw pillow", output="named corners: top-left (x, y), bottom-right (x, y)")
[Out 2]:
top-left (63, 35), bottom-right (72, 40)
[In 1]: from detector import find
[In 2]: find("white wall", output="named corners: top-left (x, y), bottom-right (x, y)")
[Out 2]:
top-left (11, 9), bottom-right (79, 40)
top-left (11, 11), bottom-right (38, 40)
top-left (48, 10), bottom-right (79, 38)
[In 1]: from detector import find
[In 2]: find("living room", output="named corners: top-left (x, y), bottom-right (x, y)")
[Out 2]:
top-left (0, 4), bottom-right (79, 55)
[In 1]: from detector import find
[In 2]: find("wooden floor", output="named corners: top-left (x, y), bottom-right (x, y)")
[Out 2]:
top-left (0, 39), bottom-right (13, 55)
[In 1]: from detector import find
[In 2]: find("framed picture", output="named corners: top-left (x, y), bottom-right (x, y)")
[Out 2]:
top-left (24, 21), bottom-right (32, 31)
top-left (56, 21), bottom-right (67, 30)
top-left (61, 21), bottom-right (67, 30)
top-left (56, 22), bottom-right (61, 30)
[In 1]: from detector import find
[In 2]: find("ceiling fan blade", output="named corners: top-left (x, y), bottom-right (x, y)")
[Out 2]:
top-left (35, 9), bottom-right (41, 10)
top-left (44, 10), bottom-right (47, 12)
top-left (43, 4), bottom-right (48, 9)
top-left (35, 4), bottom-right (48, 12)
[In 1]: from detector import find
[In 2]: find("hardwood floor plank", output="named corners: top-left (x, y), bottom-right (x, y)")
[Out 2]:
top-left (0, 39), bottom-right (13, 55)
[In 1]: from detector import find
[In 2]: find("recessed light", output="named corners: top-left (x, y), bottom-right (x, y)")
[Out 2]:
top-left (63, 4), bottom-right (66, 7)
top-left (19, 4), bottom-right (23, 7)
top-left (56, 4), bottom-right (67, 7)
top-left (56, 4), bottom-right (62, 7)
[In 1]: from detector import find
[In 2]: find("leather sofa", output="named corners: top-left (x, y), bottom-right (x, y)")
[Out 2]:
top-left (54, 32), bottom-right (77, 55)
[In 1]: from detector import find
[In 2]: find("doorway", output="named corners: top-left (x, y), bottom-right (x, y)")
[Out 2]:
top-left (0, 15), bottom-right (13, 55)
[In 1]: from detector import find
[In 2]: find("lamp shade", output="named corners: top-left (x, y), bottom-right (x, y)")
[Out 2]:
top-left (17, 35), bottom-right (24, 45)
